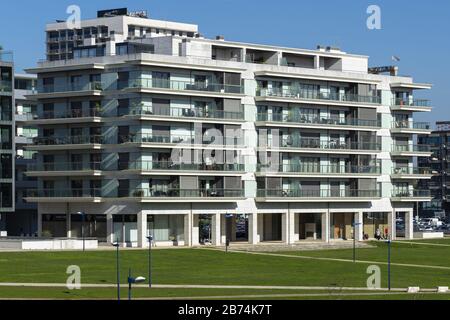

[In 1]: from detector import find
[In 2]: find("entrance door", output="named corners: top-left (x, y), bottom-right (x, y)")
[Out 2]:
top-left (334, 214), bottom-right (345, 239)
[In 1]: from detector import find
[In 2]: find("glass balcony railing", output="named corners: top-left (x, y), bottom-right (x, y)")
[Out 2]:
top-left (28, 162), bottom-right (102, 171)
top-left (119, 188), bottom-right (244, 198)
top-left (258, 163), bottom-right (381, 174)
top-left (128, 161), bottom-right (245, 172)
top-left (266, 137), bottom-right (381, 151)
top-left (391, 144), bottom-right (431, 153)
top-left (391, 121), bottom-right (431, 130)
top-left (0, 51), bottom-right (13, 62)
top-left (391, 167), bottom-right (432, 175)
top-left (257, 88), bottom-right (381, 104)
top-left (121, 78), bottom-right (243, 94)
top-left (31, 108), bottom-right (102, 120)
top-left (39, 81), bottom-right (103, 93)
top-left (27, 189), bottom-right (102, 198)
top-left (33, 135), bottom-right (103, 146)
top-left (0, 80), bottom-right (13, 93)
top-left (392, 98), bottom-right (431, 108)
top-left (127, 105), bottom-right (244, 121)
top-left (257, 189), bottom-right (381, 198)
top-left (119, 133), bottom-right (238, 146)
top-left (391, 190), bottom-right (431, 198)
top-left (257, 113), bottom-right (381, 127)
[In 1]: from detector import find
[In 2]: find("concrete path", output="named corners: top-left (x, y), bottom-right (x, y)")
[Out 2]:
top-left (203, 248), bottom-right (450, 271)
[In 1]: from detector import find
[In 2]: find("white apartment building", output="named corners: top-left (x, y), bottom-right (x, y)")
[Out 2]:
top-left (24, 8), bottom-right (433, 247)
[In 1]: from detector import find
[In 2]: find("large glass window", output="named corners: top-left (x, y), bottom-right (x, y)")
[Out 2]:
top-left (147, 215), bottom-right (184, 242)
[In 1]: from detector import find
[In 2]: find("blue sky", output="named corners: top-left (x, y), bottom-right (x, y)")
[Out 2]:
top-left (0, 0), bottom-right (449, 124)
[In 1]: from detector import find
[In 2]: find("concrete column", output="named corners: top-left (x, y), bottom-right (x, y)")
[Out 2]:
top-left (66, 213), bottom-right (71, 238)
top-left (220, 215), bottom-right (227, 244)
top-left (293, 213), bottom-right (300, 242)
top-left (388, 211), bottom-right (396, 240)
top-left (184, 213), bottom-right (192, 247)
top-left (192, 214), bottom-right (200, 246)
top-left (314, 55), bottom-right (320, 69)
top-left (137, 213), bottom-right (147, 248)
top-left (248, 213), bottom-right (259, 244)
top-left (106, 213), bottom-right (114, 244)
top-left (321, 212), bottom-right (330, 243)
top-left (37, 212), bottom-right (42, 237)
top-left (211, 213), bottom-right (221, 246)
top-left (405, 210), bottom-right (414, 240)
top-left (282, 212), bottom-right (295, 244)
top-left (355, 212), bottom-right (364, 241)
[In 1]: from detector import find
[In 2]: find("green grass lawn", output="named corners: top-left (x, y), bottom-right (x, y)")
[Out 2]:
top-left (0, 240), bottom-right (448, 300)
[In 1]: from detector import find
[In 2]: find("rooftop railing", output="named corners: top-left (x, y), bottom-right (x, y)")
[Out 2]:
top-left (0, 51), bottom-right (13, 62)
top-left (257, 113), bottom-right (381, 127)
top-left (121, 78), bottom-right (243, 94)
top-left (257, 189), bottom-right (381, 198)
top-left (257, 88), bottom-right (381, 104)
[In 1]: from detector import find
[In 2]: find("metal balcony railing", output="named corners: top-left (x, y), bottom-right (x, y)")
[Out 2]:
top-left (391, 144), bottom-right (431, 153)
top-left (257, 189), bottom-right (381, 198)
top-left (257, 113), bottom-right (381, 127)
top-left (119, 188), bottom-right (244, 198)
top-left (128, 161), bottom-right (245, 172)
top-left (28, 162), bottom-right (102, 171)
top-left (257, 88), bottom-right (381, 104)
top-left (391, 121), bottom-right (431, 130)
top-left (391, 190), bottom-right (431, 198)
top-left (267, 137), bottom-right (381, 151)
top-left (127, 105), bottom-right (244, 121)
top-left (391, 167), bottom-right (432, 175)
top-left (392, 98), bottom-right (431, 107)
top-left (39, 81), bottom-right (103, 93)
top-left (27, 188), bottom-right (102, 198)
top-left (258, 163), bottom-right (381, 174)
top-left (32, 135), bottom-right (103, 146)
top-left (120, 78), bottom-right (243, 94)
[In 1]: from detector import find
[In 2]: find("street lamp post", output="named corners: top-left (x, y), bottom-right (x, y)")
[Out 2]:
top-left (147, 235), bottom-right (153, 288)
top-left (112, 240), bottom-right (120, 301)
top-left (77, 212), bottom-right (86, 252)
top-left (127, 268), bottom-right (146, 300)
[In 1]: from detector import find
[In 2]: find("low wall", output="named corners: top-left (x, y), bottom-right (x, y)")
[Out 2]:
top-left (413, 232), bottom-right (444, 239)
top-left (0, 238), bottom-right (98, 250)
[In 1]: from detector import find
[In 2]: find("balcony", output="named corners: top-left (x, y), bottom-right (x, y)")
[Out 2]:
top-left (391, 189), bottom-right (432, 202)
top-left (34, 82), bottom-right (103, 99)
top-left (391, 121), bottom-right (431, 134)
top-left (256, 189), bottom-right (381, 202)
top-left (391, 98), bottom-right (432, 112)
top-left (25, 108), bottom-right (102, 124)
top-left (391, 167), bottom-right (434, 179)
top-left (264, 137), bottom-right (381, 154)
top-left (391, 144), bottom-right (432, 157)
top-left (26, 188), bottom-right (103, 202)
top-left (126, 161), bottom-right (245, 175)
top-left (0, 80), bottom-right (12, 94)
top-left (256, 113), bottom-right (380, 131)
top-left (257, 163), bottom-right (380, 177)
top-left (126, 105), bottom-right (244, 122)
top-left (256, 88), bottom-right (381, 106)
top-left (120, 133), bottom-right (241, 150)
top-left (25, 188), bottom-right (245, 203)
top-left (27, 162), bottom-right (102, 177)
top-left (29, 135), bottom-right (103, 150)
top-left (119, 188), bottom-right (245, 202)
top-left (121, 78), bottom-right (243, 97)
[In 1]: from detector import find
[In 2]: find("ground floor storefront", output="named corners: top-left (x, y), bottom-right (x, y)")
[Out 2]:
top-left (36, 201), bottom-right (416, 247)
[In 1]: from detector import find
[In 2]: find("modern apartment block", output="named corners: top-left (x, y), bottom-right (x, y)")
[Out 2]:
top-left (418, 122), bottom-right (450, 221)
top-left (9, 74), bottom-right (38, 235)
top-left (24, 8), bottom-right (433, 247)
top-left (0, 50), bottom-right (15, 232)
